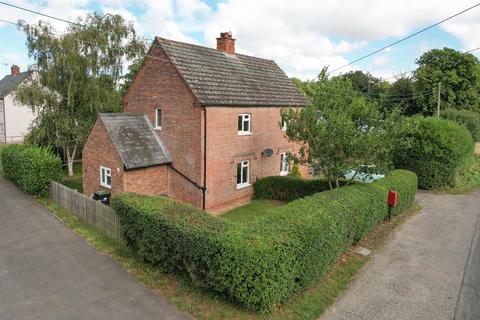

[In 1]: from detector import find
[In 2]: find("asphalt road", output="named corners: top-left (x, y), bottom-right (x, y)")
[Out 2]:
top-left (322, 190), bottom-right (480, 320)
top-left (0, 176), bottom-right (192, 320)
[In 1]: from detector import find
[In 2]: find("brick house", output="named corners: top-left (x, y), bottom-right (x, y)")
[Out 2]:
top-left (83, 32), bottom-right (307, 212)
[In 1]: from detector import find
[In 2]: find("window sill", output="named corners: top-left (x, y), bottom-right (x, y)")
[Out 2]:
top-left (281, 128), bottom-right (287, 132)
top-left (100, 184), bottom-right (112, 189)
top-left (154, 126), bottom-right (162, 131)
top-left (237, 132), bottom-right (252, 136)
top-left (280, 171), bottom-right (289, 176)
top-left (236, 183), bottom-right (251, 190)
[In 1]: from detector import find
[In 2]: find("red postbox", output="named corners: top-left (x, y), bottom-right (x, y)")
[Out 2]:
top-left (388, 190), bottom-right (398, 207)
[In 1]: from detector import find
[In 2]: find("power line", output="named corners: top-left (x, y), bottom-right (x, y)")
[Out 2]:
top-left (0, 1), bottom-right (83, 27)
top-left (328, 2), bottom-right (480, 75)
top-left (0, 18), bottom-right (18, 25)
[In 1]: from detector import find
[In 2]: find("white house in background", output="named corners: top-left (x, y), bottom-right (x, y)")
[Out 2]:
top-left (0, 65), bottom-right (35, 144)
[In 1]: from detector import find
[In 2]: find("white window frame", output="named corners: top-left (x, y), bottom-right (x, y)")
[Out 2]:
top-left (100, 166), bottom-right (112, 189)
top-left (237, 113), bottom-right (252, 135)
top-left (155, 108), bottom-right (162, 130)
top-left (281, 115), bottom-right (288, 131)
top-left (280, 152), bottom-right (290, 176)
top-left (236, 160), bottom-right (250, 189)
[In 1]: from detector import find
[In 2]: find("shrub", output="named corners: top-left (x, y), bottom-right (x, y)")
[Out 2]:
top-left (253, 176), bottom-right (346, 202)
top-left (393, 117), bottom-right (474, 189)
top-left (1, 144), bottom-right (63, 196)
top-left (112, 170), bottom-right (417, 312)
top-left (287, 163), bottom-right (301, 178)
top-left (441, 109), bottom-right (480, 141)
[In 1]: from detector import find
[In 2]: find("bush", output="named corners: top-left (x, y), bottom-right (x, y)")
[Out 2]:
top-left (112, 170), bottom-right (417, 312)
top-left (441, 109), bottom-right (480, 141)
top-left (253, 176), bottom-right (346, 202)
top-left (393, 117), bottom-right (474, 189)
top-left (1, 144), bottom-right (63, 196)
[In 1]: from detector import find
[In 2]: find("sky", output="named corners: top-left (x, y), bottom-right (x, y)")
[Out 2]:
top-left (1, 0), bottom-right (480, 81)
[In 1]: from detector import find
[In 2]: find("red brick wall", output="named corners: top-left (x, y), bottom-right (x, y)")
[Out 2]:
top-left (168, 167), bottom-right (203, 206)
top-left (124, 166), bottom-right (169, 196)
top-left (123, 44), bottom-right (203, 207)
top-left (204, 107), bottom-right (307, 211)
top-left (83, 118), bottom-right (124, 197)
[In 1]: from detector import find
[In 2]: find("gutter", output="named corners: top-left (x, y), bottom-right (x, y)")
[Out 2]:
top-left (202, 107), bottom-right (207, 210)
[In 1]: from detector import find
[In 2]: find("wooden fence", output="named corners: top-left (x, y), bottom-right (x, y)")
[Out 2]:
top-left (50, 181), bottom-right (125, 244)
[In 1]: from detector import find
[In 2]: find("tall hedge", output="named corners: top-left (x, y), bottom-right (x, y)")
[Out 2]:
top-left (1, 144), bottom-right (63, 196)
top-left (441, 109), bottom-right (480, 141)
top-left (253, 176), bottom-right (346, 202)
top-left (394, 117), bottom-right (474, 189)
top-left (112, 170), bottom-right (417, 312)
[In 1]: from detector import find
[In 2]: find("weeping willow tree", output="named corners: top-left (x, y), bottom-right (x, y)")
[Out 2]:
top-left (15, 13), bottom-right (146, 176)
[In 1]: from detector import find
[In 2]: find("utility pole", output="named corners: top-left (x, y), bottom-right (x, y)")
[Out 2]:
top-left (437, 82), bottom-right (441, 118)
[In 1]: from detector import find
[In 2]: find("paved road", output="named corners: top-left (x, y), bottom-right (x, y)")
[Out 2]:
top-left (322, 190), bottom-right (480, 320)
top-left (0, 176), bottom-right (191, 320)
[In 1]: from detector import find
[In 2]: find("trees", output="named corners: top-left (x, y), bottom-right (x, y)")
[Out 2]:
top-left (385, 75), bottom-right (422, 116)
top-left (16, 13), bottom-right (146, 176)
top-left (284, 70), bottom-right (398, 188)
top-left (414, 48), bottom-right (480, 115)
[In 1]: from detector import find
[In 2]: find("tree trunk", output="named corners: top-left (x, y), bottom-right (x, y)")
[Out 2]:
top-left (65, 144), bottom-right (77, 177)
top-left (335, 178), bottom-right (340, 188)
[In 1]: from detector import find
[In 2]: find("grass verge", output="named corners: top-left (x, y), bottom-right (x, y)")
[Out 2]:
top-left (220, 199), bottom-right (285, 223)
top-left (437, 154), bottom-right (480, 194)
top-left (37, 197), bottom-right (420, 320)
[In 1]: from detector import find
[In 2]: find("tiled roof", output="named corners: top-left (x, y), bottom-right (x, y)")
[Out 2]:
top-left (100, 113), bottom-right (172, 170)
top-left (0, 71), bottom-right (30, 98)
top-left (156, 37), bottom-right (307, 107)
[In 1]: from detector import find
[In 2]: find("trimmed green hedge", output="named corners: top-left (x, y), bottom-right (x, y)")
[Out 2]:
top-left (112, 170), bottom-right (417, 312)
top-left (1, 144), bottom-right (63, 196)
top-left (393, 117), bottom-right (474, 189)
top-left (253, 176), bottom-right (346, 202)
top-left (441, 109), bottom-right (480, 141)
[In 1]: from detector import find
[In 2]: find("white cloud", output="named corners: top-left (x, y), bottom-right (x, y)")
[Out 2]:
top-left (201, 0), bottom-right (480, 79)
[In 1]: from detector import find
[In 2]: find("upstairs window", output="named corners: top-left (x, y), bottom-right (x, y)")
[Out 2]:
top-left (280, 152), bottom-right (290, 176)
top-left (236, 160), bottom-right (250, 189)
top-left (281, 115), bottom-right (288, 131)
top-left (100, 166), bottom-right (112, 188)
top-left (155, 108), bottom-right (162, 130)
top-left (238, 113), bottom-right (251, 135)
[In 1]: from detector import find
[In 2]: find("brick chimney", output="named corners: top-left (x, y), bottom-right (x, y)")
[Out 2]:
top-left (11, 64), bottom-right (20, 76)
top-left (216, 32), bottom-right (235, 54)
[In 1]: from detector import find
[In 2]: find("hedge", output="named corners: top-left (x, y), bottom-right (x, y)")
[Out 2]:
top-left (112, 169), bottom-right (417, 312)
top-left (253, 176), bottom-right (346, 202)
top-left (441, 109), bottom-right (480, 141)
top-left (1, 144), bottom-right (63, 196)
top-left (393, 117), bottom-right (474, 189)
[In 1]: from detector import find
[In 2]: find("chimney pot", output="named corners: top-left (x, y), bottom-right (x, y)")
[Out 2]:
top-left (11, 64), bottom-right (20, 76)
top-left (217, 31), bottom-right (235, 54)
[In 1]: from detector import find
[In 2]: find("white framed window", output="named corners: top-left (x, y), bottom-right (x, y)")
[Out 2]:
top-left (100, 166), bottom-right (112, 188)
top-left (155, 108), bottom-right (162, 130)
top-left (236, 160), bottom-right (250, 189)
top-left (281, 115), bottom-right (288, 131)
top-left (280, 152), bottom-right (290, 176)
top-left (237, 113), bottom-right (251, 135)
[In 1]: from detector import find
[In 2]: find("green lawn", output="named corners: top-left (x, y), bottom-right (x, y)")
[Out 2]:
top-left (220, 199), bottom-right (285, 223)
top-left (62, 163), bottom-right (83, 192)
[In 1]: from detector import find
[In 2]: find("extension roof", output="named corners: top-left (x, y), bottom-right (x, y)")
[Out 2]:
top-left (0, 71), bottom-right (30, 98)
top-left (100, 113), bottom-right (172, 170)
top-left (155, 37), bottom-right (307, 107)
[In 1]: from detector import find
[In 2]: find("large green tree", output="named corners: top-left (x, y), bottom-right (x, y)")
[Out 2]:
top-left (16, 13), bottom-right (146, 176)
top-left (385, 75), bottom-right (422, 116)
top-left (414, 48), bottom-right (480, 114)
top-left (284, 69), bottom-right (398, 188)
